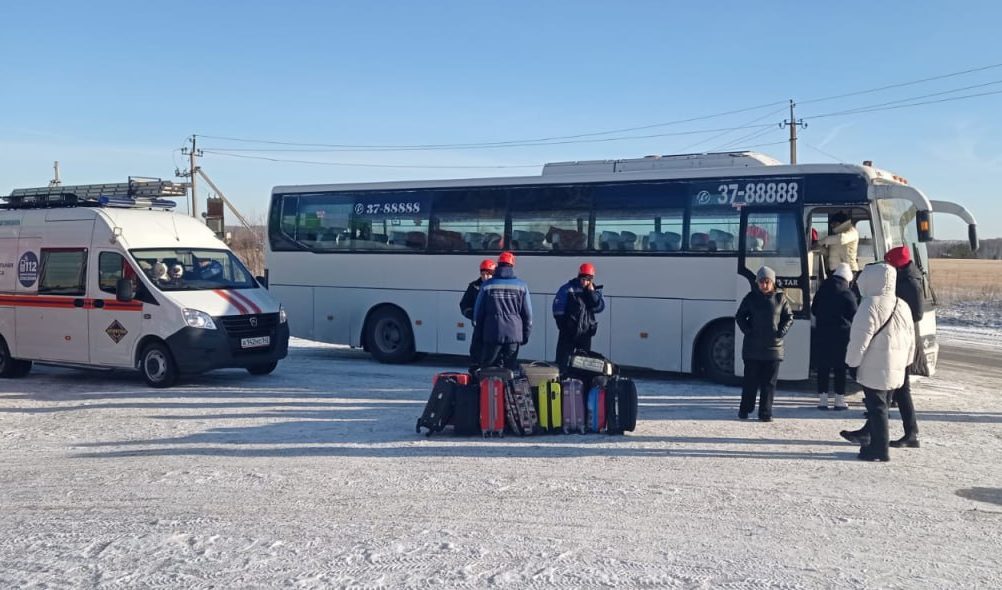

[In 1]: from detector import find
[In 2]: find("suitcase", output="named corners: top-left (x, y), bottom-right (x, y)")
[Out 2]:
top-left (416, 376), bottom-right (458, 436)
top-left (452, 383), bottom-right (481, 436)
top-left (567, 349), bottom-right (615, 378)
top-left (506, 375), bottom-right (538, 436)
top-left (520, 361), bottom-right (561, 388)
top-left (536, 380), bottom-right (562, 433)
top-left (561, 377), bottom-right (586, 434)
top-left (605, 375), bottom-right (638, 435)
top-left (433, 371), bottom-right (471, 387)
top-left (586, 378), bottom-right (607, 433)
top-left (479, 367), bottom-right (511, 437)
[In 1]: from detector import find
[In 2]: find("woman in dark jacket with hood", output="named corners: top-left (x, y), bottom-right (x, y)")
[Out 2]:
top-left (735, 266), bottom-right (794, 422)
top-left (811, 262), bottom-right (858, 410)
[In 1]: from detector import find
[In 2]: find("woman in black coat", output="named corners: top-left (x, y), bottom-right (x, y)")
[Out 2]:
top-left (810, 262), bottom-right (858, 410)
top-left (735, 266), bottom-right (794, 422)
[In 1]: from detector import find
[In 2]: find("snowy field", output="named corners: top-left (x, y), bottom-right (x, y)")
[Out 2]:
top-left (2, 321), bottom-right (1001, 588)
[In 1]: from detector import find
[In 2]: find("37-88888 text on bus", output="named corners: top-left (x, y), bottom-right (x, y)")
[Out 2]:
top-left (714, 181), bottom-right (801, 205)
top-left (354, 201), bottom-right (423, 216)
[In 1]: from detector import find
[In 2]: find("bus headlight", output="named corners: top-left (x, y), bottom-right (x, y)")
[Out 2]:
top-left (183, 308), bottom-right (218, 330)
top-left (279, 305), bottom-right (288, 324)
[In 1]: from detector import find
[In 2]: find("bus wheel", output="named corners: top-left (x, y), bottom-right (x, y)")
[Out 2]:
top-left (701, 322), bottom-right (738, 385)
top-left (247, 361), bottom-right (278, 375)
top-left (367, 306), bottom-right (415, 364)
top-left (141, 342), bottom-right (178, 388)
top-left (0, 337), bottom-right (31, 378)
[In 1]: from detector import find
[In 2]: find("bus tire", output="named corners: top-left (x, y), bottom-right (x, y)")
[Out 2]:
top-left (140, 342), bottom-right (178, 388)
top-left (0, 337), bottom-right (32, 378)
top-left (700, 321), bottom-right (739, 385)
top-left (366, 306), bottom-right (416, 364)
top-left (247, 361), bottom-right (278, 375)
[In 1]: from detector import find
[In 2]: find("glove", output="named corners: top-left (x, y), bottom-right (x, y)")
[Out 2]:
top-left (848, 366), bottom-right (858, 381)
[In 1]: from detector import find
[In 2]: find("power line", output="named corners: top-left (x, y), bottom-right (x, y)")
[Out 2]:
top-left (677, 106), bottom-right (788, 153)
top-left (806, 88), bottom-right (1002, 120)
top-left (201, 150), bottom-right (543, 169)
top-left (196, 100), bottom-right (787, 151)
top-left (800, 61), bottom-right (1002, 105)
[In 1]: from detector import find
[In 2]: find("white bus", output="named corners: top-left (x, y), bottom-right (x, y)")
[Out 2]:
top-left (265, 151), bottom-right (978, 382)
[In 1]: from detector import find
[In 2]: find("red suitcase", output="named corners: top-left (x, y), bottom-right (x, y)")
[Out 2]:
top-left (434, 371), bottom-right (471, 386)
top-left (478, 367), bottom-right (511, 437)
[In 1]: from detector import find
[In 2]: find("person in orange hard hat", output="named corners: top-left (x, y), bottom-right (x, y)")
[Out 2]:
top-left (459, 259), bottom-right (496, 369)
top-left (552, 262), bottom-right (605, 368)
top-left (473, 251), bottom-right (532, 371)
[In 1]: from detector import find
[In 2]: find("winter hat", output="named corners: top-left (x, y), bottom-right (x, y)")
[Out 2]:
top-left (756, 266), bottom-right (776, 282)
top-left (578, 262), bottom-right (596, 277)
top-left (884, 245), bottom-right (911, 268)
top-left (833, 262), bottom-right (853, 282)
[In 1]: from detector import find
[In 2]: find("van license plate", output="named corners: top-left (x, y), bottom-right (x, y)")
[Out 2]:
top-left (241, 336), bottom-right (270, 349)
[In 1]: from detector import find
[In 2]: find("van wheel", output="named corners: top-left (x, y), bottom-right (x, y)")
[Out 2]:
top-left (0, 338), bottom-right (31, 378)
top-left (366, 306), bottom-right (415, 364)
top-left (141, 342), bottom-right (178, 388)
top-left (700, 322), bottom-right (738, 385)
top-left (247, 361), bottom-right (278, 375)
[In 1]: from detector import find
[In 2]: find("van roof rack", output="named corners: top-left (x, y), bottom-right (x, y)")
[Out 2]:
top-left (2, 177), bottom-right (189, 210)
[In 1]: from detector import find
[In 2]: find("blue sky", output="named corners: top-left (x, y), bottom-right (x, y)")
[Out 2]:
top-left (2, 1), bottom-right (1000, 240)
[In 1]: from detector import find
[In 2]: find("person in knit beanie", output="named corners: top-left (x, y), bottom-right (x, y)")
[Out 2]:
top-left (735, 266), bottom-right (793, 422)
top-left (811, 262), bottom-right (858, 410)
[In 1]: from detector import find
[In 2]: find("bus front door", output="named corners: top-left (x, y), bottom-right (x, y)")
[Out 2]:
top-left (735, 208), bottom-right (811, 380)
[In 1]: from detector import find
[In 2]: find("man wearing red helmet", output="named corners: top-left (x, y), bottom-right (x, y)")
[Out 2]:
top-left (473, 251), bottom-right (533, 370)
top-left (552, 262), bottom-right (605, 368)
top-left (459, 259), bottom-right (496, 368)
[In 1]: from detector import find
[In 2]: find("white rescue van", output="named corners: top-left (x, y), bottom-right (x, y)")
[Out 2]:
top-left (0, 179), bottom-right (289, 387)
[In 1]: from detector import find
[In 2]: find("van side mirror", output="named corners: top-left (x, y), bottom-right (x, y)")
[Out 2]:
top-left (116, 278), bottom-right (135, 302)
top-left (255, 275), bottom-right (268, 289)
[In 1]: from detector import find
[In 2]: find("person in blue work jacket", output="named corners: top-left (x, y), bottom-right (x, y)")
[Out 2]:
top-left (473, 251), bottom-right (532, 371)
top-left (552, 262), bottom-right (605, 368)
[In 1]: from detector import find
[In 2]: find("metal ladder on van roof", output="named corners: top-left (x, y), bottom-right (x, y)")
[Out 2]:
top-left (3, 177), bottom-right (189, 210)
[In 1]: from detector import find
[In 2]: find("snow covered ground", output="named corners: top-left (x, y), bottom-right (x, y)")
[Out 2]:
top-left (1, 327), bottom-right (1001, 588)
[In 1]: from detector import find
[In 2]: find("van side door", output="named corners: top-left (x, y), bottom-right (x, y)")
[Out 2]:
top-left (88, 251), bottom-right (145, 368)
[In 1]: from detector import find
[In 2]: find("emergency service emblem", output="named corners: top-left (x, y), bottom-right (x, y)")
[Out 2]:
top-left (105, 320), bottom-right (128, 344)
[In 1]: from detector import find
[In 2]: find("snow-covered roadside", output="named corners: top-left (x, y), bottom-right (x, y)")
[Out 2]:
top-left (0, 335), bottom-right (1000, 589)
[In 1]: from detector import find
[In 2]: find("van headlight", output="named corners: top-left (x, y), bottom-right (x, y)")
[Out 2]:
top-left (183, 308), bottom-right (217, 330)
top-left (279, 305), bottom-right (288, 324)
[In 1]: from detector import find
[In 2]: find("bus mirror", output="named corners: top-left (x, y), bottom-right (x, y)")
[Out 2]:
top-left (969, 224), bottom-right (979, 253)
top-left (116, 278), bottom-right (135, 302)
top-left (915, 210), bottom-right (933, 242)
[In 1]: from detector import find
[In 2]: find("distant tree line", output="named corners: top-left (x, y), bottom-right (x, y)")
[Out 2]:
top-left (927, 238), bottom-right (1002, 260)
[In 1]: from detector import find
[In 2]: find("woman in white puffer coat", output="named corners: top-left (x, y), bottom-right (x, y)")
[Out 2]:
top-left (841, 262), bottom-right (915, 462)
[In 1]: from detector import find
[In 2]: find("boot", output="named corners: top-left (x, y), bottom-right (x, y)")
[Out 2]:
top-left (817, 393), bottom-right (829, 410)
top-left (857, 448), bottom-right (890, 462)
top-left (840, 429), bottom-right (870, 446)
top-left (833, 394), bottom-right (848, 411)
top-left (889, 435), bottom-right (920, 448)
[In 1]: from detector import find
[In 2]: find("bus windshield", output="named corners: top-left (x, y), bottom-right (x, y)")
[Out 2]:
top-left (131, 248), bottom-right (256, 291)
top-left (876, 198), bottom-right (929, 267)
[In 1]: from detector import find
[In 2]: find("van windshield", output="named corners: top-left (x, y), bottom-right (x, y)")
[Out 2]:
top-left (131, 248), bottom-right (257, 291)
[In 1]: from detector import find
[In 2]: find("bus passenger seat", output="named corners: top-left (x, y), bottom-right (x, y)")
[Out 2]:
top-left (405, 232), bottom-right (427, 249)
top-left (464, 232), bottom-right (484, 249)
top-left (690, 232), bottom-right (710, 251)
top-left (620, 231), bottom-right (637, 250)
top-left (599, 230), bottom-right (621, 250)
top-left (709, 229), bottom-right (735, 250)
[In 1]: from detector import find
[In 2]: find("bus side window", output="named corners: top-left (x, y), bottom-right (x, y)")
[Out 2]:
top-left (510, 185), bottom-right (590, 253)
top-left (592, 182), bottom-right (683, 253)
top-left (430, 187), bottom-right (506, 252)
top-left (688, 210), bottom-right (739, 252)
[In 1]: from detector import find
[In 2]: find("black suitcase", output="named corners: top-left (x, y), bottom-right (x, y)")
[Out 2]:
top-left (416, 376), bottom-right (459, 436)
top-left (605, 375), bottom-right (638, 435)
top-left (452, 383), bottom-right (481, 436)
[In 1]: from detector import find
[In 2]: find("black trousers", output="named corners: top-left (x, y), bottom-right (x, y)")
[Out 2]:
top-left (740, 359), bottom-right (780, 419)
top-left (468, 328), bottom-right (483, 369)
top-left (860, 387), bottom-right (890, 457)
top-left (555, 331), bottom-right (592, 368)
top-left (892, 367), bottom-right (919, 438)
top-left (481, 343), bottom-right (521, 372)
top-left (817, 364), bottom-right (847, 396)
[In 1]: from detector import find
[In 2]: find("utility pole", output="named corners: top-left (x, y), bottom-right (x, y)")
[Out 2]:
top-left (178, 135), bottom-right (203, 219)
top-left (780, 99), bottom-right (807, 165)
